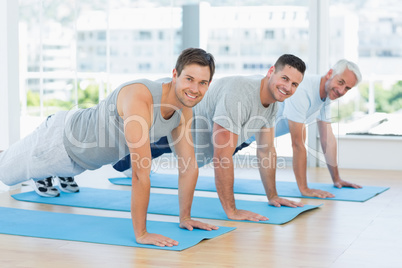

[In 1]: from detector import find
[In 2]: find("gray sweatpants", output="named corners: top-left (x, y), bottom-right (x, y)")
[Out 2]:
top-left (0, 111), bottom-right (85, 186)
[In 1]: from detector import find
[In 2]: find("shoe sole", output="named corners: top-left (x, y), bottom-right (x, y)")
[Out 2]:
top-left (55, 177), bottom-right (80, 193)
top-left (29, 179), bottom-right (60, 198)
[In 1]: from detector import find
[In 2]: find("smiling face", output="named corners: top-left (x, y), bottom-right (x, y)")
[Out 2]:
top-left (266, 65), bottom-right (304, 103)
top-left (172, 63), bottom-right (211, 108)
top-left (324, 68), bottom-right (358, 100)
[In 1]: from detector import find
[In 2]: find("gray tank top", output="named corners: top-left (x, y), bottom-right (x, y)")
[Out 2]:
top-left (63, 78), bottom-right (181, 170)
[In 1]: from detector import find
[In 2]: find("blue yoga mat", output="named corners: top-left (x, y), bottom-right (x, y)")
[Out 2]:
top-left (0, 206), bottom-right (235, 251)
top-left (12, 188), bottom-right (321, 225)
top-left (109, 173), bottom-right (389, 202)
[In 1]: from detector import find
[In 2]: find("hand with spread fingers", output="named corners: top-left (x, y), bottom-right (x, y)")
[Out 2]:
top-left (179, 218), bottom-right (219, 231)
top-left (300, 188), bottom-right (335, 198)
top-left (136, 232), bottom-right (179, 247)
top-left (268, 196), bottom-right (304, 208)
top-left (226, 209), bottom-right (269, 222)
top-left (334, 179), bottom-right (362, 189)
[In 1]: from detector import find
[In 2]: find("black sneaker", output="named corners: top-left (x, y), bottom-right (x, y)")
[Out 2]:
top-left (56, 176), bottom-right (80, 193)
top-left (30, 177), bottom-right (60, 197)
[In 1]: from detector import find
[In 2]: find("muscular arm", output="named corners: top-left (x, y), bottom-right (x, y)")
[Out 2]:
top-left (120, 84), bottom-right (177, 247)
top-left (213, 123), bottom-right (268, 221)
top-left (288, 120), bottom-right (334, 198)
top-left (256, 127), bottom-right (303, 207)
top-left (172, 108), bottom-right (218, 231)
top-left (317, 120), bottom-right (361, 189)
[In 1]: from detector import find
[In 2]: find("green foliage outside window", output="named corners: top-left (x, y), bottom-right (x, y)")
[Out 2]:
top-left (26, 81), bottom-right (107, 115)
top-left (359, 81), bottom-right (402, 114)
top-left (331, 80), bottom-right (402, 122)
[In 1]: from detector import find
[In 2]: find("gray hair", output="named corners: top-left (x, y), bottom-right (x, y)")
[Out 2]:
top-left (331, 59), bottom-right (362, 85)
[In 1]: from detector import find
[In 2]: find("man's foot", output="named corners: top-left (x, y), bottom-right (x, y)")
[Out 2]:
top-left (30, 177), bottom-right (60, 197)
top-left (55, 176), bottom-right (80, 193)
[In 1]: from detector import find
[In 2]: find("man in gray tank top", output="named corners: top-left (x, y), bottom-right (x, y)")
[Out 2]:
top-left (0, 48), bottom-right (218, 247)
top-left (116, 54), bottom-right (307, 222)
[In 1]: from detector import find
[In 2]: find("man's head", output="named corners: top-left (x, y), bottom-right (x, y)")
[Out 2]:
top-left (324, 59), bottom-right (362, 100)
top-left (264, 54), bottom-right (306, 103)
top-left (175, 48), bottom-right (215, 83)
top-left (173, 48), bottom-right (215, 108)
top-left (274, 54), bottom-right (307, 76)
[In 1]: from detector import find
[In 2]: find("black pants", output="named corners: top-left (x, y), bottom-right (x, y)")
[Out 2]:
top-left (112, 136), bottom-right (253, 172)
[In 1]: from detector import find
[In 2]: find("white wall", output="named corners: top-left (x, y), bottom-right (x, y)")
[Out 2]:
top-left (338, 135), bottom-right (402, 170)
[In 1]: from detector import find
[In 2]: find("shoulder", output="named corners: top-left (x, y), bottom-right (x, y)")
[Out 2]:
top-left (117, 82), bottom-right (153, 117)
top-left (120, 83), bottom-right (153, 104)
top-left (215, 75), bottom-right (261, 101)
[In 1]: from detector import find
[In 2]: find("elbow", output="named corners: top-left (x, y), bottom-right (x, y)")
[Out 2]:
top-left (257, 146), bottom-right (276, 159)
top-left (186, 167), bottom-right (199, 180)
top-left (291, 141), bottom-right (305, 152)
top-left (180, 164), bottom-right (198, 178)
top-left (131, 169), bottom-right (150, 182)
top-left (130, 170), bottom-right (151, 191)
top-left (320, 139), bottom-right (328, 152)
top-left (320, 136), bottom-right (336, 154)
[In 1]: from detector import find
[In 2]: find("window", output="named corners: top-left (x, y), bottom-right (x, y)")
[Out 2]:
top-left (265, 30), bottom-right (274, 39)
top-left (139, 31), bottom-right (152, 40)
top-left (330, 0), bottom-right (402, 136)
top-left (18, 0), bottom-right (309, 151)
top-left (96, 46), bottom-right (106, 56)
top-left (97, 31), bottom-right (106, 40)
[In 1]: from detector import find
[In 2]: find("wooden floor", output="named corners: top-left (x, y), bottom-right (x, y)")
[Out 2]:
top-left (1, 165), bottom-right (401, 268)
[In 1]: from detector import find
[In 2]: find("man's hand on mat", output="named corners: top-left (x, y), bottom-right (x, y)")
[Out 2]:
top-left (334, 179), bottom-right (362, 189)
top-left (300, 188), bottom-right (335, 198)
top-left (227, 209), bottom-right (269, 222)
top-left (268, 196), bottom-right (304, 208)
top-left (179, 219), bottom-right (219, 231)
top-left (136, 232), bottom-right (179, 247)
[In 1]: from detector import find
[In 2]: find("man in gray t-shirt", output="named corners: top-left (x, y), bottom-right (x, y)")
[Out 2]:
top-left (190, 75), bottom-right (277, 168)
top-left (190, 54), bottom-right (306, 221)
top-left (116, 54), bottom-right (307, 222)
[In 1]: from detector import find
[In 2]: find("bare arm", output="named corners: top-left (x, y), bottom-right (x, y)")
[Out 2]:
top-left (288, 120), bottom-right (334, 198)
top-left (256, 127), bottom-right (303, 207)
top-left (317, 120), bottom-right (361, 188)
top-left (120, 84), bottom-right (177, 247)
top-left (213, 123), bottom-right (268, 221)
top-left (171, 108), bottom-right (218, 231)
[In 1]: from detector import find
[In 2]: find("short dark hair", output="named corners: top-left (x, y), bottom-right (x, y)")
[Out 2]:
top-left (274, 54), bottom-right (306, 75)
top-left (175, 48), bottom-right (215, 82)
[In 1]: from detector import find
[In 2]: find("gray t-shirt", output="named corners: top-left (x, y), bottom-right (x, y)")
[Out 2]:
top-left (188, 75), bottom-right (278, 167)
top-left (63, 78), bottom-right (181, 170)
